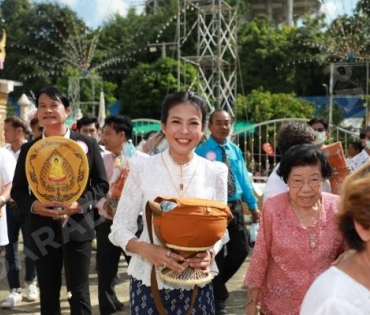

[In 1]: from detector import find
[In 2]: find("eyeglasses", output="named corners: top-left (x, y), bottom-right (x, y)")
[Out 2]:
top-left (288, 177), bottom-right (322, 188)
top-left (314, 128), bottom-right (325, 132)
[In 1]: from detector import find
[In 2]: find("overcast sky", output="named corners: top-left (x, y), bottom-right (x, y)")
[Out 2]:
top-left (35, 0), bottom-right (358, 29)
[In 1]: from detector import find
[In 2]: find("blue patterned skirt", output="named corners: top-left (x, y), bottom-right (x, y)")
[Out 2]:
top-left (129, 277), bottom-right (215, 315)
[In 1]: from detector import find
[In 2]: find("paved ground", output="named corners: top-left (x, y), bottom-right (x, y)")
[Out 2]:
top-left (0, 245), bottom-right (250, 315)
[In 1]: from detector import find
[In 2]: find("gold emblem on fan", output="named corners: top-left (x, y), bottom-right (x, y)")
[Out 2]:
top-left (26, 137), bottom-right (89, 204)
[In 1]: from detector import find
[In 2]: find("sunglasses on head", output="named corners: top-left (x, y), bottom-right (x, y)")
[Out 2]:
top-left (314, 128), bottom-right (325, 132)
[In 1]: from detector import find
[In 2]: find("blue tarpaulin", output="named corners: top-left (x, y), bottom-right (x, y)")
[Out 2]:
top-left (302, 96), bottom-right (365, 118)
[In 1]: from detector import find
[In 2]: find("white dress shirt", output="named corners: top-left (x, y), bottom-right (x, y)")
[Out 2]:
top-left (349, 149), bottom-right (370, 172)
top-left (0, 148), bottom-right (16, 246)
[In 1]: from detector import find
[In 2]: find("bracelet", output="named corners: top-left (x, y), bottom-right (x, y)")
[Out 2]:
top-left (246, 298), bottom-right (257, 306)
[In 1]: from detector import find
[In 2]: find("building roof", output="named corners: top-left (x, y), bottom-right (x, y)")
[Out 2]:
top-left (247, 0), bottom-right (321, 24)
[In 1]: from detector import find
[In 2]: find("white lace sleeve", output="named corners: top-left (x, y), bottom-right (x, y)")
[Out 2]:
top-left (213, 161), bottom-right (228, 203)
top-left (210, 161), bottom-right (229, 274)
top-left (109, 159), bottom-right (143, 255)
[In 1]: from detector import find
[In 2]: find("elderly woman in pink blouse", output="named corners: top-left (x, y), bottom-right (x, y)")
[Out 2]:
top-left (244, 144), bottom-right (344, 315)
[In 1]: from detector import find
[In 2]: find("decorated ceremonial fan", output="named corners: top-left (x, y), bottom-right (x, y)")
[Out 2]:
top-left (26, 137), bottom-right (89, 204)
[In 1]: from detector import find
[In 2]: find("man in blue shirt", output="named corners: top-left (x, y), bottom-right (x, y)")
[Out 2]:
top-left (196, 109), bottom-right (260, 315)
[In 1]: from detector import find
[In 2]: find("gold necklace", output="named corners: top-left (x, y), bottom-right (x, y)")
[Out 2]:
top-left (161, 153), bottom-right (198, 197)
top-left (168, 153), bottom-right (192, 190)
top-left (168, 153), bottom-right (192, 167)
top-left (291, 201), bottom-right (321, 249)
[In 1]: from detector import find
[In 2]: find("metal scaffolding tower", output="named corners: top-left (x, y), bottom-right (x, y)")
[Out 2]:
top-left (177, 0), bottom-right (237, 113)
top-left (68, 76), bottom-right (103, 123)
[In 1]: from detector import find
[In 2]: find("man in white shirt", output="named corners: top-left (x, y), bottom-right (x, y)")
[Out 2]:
top-left (0, 148), bottom-right (16, 252)
top-left (2, 116), bottom-right (38, 309)
top-left (349, 127), bottom-right (370, 172)
top-left (264, 122), bottom-right (327, 202)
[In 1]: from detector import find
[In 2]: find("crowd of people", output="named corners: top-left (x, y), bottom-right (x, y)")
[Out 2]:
top-left (0, 86), bottom-right (370, 315)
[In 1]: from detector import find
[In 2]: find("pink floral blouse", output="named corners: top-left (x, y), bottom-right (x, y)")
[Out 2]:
top-left (244, 192), bottom-right (344, 315)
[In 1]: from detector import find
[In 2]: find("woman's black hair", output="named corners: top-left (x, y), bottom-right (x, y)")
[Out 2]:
top-left (160, 91), bottom-right (207, 126)
top-left (277, 143), bottom-right (332, 183)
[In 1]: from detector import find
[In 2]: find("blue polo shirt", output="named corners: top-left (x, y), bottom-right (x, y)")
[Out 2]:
top-left (196, 136), bottom-right (257, 210)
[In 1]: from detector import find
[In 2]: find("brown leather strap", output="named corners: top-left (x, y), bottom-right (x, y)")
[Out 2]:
top-left (145, 202), bottom-right (154, 244)
top-left (146, 203), bottom-right (166, 314)
top-left (150, 266), bottom-right (167, 315)
top-left (145, 202), bottom-right (198, 315)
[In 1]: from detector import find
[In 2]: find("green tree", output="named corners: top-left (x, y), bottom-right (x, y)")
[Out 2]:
top-left (235, 89), bottom-right (315, 122)
top-left (237, 15), bottom-right (328, 96)
top-left (356, 0), bottom-right (370, 16)
top-left (119, 57), bottom-right (197, 119)
top-left (0, 0), bottom-right (88, 97)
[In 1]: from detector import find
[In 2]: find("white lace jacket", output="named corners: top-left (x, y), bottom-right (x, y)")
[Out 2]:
top-left (109, 148), bottom-right (228, 289)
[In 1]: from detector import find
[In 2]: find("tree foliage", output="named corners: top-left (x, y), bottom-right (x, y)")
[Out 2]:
top-left (235, 89), bottom-right (315, 122)
top-left (1, 0), bottom-right (85, 91)
top-left (237, 15), bottom-right (328, 96)
top-left (119, 57), bottom-right (197, 119)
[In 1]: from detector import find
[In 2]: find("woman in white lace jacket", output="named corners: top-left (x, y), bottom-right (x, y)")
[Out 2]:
top-left (109, 91), bottom-right (228, 315)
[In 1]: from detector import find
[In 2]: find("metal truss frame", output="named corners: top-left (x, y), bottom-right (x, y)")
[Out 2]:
top-left (177, 0), bottom-right (237, 114)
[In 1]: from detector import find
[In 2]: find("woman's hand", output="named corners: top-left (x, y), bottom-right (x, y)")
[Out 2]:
top-left (245, 289), bottom-right (259, 315)
top-left (245, 303), bottom-right (258, 315)
top-left (139, 243), bottom-right (185, 273)
top-left (185, 250), bottom-right (214, 274)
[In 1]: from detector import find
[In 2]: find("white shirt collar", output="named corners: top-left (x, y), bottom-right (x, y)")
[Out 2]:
top-left (42, 127), bottom-right (70, 139)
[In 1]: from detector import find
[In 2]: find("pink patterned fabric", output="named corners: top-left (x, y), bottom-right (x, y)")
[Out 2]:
top-left (244, 192), bottom-right (344, 315)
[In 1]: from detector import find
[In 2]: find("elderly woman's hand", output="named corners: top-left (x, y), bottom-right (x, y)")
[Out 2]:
top-left (245, 304), bottom-right (258, 315)
top-left (245, 296), bottom-right (259, 315)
